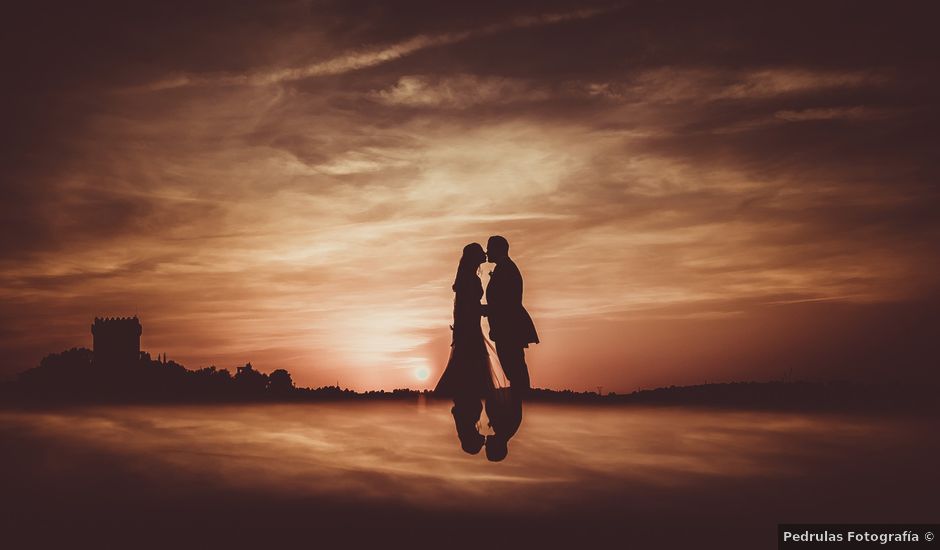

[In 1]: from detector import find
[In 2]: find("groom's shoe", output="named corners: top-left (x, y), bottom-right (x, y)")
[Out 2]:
top-left (485, 435), bottom-right (508, 462)
top-left (458, 431), bottom-right (486, 455)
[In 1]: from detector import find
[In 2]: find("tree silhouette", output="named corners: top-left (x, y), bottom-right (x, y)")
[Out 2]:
top-left (268, 369), bottom-right (294, 395)
top-left (234, 362), bottom-right (269, 397)
top-left (6, 343), bottom-right (367, 404)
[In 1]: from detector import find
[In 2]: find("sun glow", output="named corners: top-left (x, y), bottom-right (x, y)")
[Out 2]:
top-left (415, 366), bottom-right (431, 381)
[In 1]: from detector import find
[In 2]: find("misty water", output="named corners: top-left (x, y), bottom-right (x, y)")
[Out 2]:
top-left (2, 402), bottom-right (937, 546)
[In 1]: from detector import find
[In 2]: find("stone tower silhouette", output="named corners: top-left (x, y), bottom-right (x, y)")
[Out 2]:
top-left (92, 316), bottom-right (142, 368)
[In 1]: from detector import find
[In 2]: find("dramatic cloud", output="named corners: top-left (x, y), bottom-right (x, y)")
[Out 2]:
top-left (373, 75), bottom-right (549, 108)
top-left (133, 5), bottom-right (615, 90)
top-left (1, 0), bottom-right (938, 390)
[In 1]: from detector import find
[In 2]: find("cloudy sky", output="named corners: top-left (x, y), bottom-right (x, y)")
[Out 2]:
top-left (2, 1), bottom-right (938, 391)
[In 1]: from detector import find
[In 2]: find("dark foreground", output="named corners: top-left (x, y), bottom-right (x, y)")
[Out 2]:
top-left (1, 402), bottom-right (937, 549)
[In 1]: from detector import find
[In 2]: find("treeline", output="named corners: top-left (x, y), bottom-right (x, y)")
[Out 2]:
top-left (4, 348), bottom-right (303, 403)
top-left (533, 382), bottom-right (936, 412)
top-left (2, 347), bottom-right (459, 404)
top-left (1, 347), bottom-right (935, 412)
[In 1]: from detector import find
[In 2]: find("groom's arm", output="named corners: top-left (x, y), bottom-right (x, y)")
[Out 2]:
top-left (508, 265), bottom-right (524, 306)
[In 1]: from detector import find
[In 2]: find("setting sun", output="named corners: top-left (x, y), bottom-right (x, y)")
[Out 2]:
top-left (415, 366), bottom-right (431, 381)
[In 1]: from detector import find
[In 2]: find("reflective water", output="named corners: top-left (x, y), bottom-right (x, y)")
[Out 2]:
top-left (1, 402), bottom-right (936, 545)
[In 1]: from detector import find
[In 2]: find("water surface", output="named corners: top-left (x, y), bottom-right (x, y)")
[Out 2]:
top-left (2, 403), bottom-right (936, 546)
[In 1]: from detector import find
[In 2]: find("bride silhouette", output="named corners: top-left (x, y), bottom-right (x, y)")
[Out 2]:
top-left (433, 243), bottom-right (495, 455)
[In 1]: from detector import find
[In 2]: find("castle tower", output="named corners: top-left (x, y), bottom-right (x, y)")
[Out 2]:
top-left (91, 316), bottom-right (142, 368)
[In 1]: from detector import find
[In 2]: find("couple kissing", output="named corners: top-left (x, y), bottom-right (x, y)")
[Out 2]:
top-left (433, 235), bottom-right (539, 462)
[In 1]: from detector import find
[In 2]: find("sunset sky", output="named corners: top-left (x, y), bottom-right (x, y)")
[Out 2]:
top-left (2, 1), bottom-right (938, 391)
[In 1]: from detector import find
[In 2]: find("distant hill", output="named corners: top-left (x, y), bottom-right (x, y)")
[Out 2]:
top-left (530, 381), bottom-right (937, 413)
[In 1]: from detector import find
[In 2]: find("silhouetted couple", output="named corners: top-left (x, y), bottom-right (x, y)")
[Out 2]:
top-left (434, 236), bottom-right (539, 461)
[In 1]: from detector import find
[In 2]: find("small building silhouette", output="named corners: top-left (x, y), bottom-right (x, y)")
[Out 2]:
top-left (92, 316), bottom-right (142, 368)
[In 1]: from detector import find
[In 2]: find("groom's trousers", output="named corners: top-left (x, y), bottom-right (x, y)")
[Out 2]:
top-left (495, 341), bottom-right (530, 392)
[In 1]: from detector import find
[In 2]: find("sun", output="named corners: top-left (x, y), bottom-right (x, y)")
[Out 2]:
top-left (415, 366), bottom-right (430, 381)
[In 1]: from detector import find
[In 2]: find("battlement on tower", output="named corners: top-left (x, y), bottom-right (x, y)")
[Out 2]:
top-left (93, 316), bottom-right (143, 326)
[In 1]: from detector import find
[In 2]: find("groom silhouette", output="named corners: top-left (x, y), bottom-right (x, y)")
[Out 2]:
top-left (483, 235), bottom-right (539, 461)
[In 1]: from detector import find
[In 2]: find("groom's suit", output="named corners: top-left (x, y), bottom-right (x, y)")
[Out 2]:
top-left (486, 257), bottom-right (538, 391)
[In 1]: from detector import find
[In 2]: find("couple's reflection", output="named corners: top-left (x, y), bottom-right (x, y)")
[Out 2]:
top-left (433, 236), bottom-right (539, 461)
